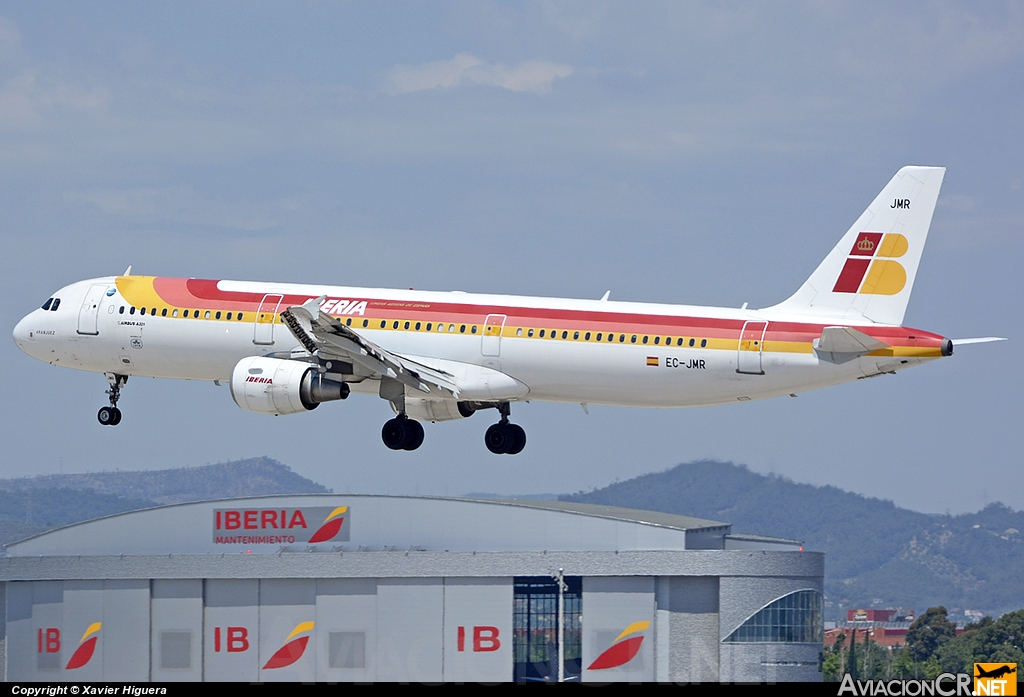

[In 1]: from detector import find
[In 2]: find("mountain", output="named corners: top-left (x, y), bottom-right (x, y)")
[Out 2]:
top-left (559, 460), bottom-right (1024, 618)
top-left (0, 457), bottom-right (330, 546)
top-left (0, 456), bottom-right (329, 505)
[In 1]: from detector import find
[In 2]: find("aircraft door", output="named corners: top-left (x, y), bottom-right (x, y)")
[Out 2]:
top-left (736, 320), bottom-right (768, 375)
top-left (482, 314), bottom-right (507, 356)
top-left (253, 294), bottom-right (284, 345)
top-left (76, 284), bottom-right (108, 336)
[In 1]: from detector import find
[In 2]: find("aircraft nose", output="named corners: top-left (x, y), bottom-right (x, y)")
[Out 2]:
top-left (13, 313), bottom-right (34, 354)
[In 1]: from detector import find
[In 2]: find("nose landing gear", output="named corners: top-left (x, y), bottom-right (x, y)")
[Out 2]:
top-left (97, 373), bottom-right (127, 426)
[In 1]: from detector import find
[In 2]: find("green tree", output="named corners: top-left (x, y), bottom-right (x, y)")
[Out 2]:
top-left (906, 606), bottom-right (957, 663)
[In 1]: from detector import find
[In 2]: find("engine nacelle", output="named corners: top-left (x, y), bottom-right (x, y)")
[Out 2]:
top-left (231, 356), bottom-right (349, 415)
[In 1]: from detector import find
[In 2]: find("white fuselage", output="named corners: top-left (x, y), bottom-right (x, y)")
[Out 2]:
top-left (13, 276), bottom-right (945, 411)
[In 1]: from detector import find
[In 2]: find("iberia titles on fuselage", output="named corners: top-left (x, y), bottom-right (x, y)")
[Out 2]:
top-left (12, 167), bottom-right (1001, 455)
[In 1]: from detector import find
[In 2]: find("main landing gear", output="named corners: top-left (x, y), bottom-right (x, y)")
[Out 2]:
top-left (484, 403), bottom-right (526, 455)
top-left (382, 414), bottom-right (425, 451)
top-left (97, 373), bottom-right (127, 426)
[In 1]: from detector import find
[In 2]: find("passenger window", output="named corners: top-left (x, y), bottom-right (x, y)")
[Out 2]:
top-left (528, 329), bottom-right (534, 337)
top-left (172, 309), bottom-right (178, 317)
top-left (380, 320), bottom-right (386, 328)
top-left (404, 321), bottom-right (410, 330)
top-left (619, 334), bottom-right (625, 342)
top-left (119, 306), bottom-right (125, 315)
top-left (585, 332), bottom-right (591, 340)
top-left (449, 324), bottom-right (455, 332)
top-left (701, 339), bottom-right (707, 347)
top-left (213, 311), bottom-right (219, 319)
top-left (415, 322), bottom-right (421, 330)
top-left (162, 308), bottom-right (168, 317)
top-left (654, 336), bottom-right (660, 345)
top-left (573, 331), bottom-right (579, 340)
top-left (427, 323), bottom-right (432, 331)
top-left (205, 311), bottom-right (211, 319)
top-left (642, 335), bottom-right (649, 344)
top-left (130, 307), bottom-right (136, 315)
top-left (42, 298), bottom-right (53, 311)
top-left (689, 338), bottom-right (695, 347)
top-left (631, 335), bottom-right (637, 343)
top-left (596, 333), bottom-right (602, 341)
top-left (677, 338), bottom-right (683, 346)
top-left (226, 312), bottom-right (232, 320)
top-left (237, 313), bottom-right (243, 321)
top-left (345, 318), bottom-right (351, 326)
top-left (471, 325), bottom-right (477, 334)
top-left (516, 328), bottom-right (522, 337)
top-left (561, 331), bottom-right (568, 339)
top-left (460, 325), bottom-right (466, 333)
top-left (141, 307), bottom-right (147, 314)
top-left (539, 330), bottom-right (545, 338)
top-left (393, 321), bottom-right (399, 329)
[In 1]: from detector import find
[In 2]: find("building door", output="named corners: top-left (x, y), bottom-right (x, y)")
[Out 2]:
top-left (513, 576), bottom-right (582, 682)
top-left (482, 314), bottom-right (507, 357)
top-left (253, 294), bottom-right (284, 346)
top-left (736, 320), bottom-right (768, 375)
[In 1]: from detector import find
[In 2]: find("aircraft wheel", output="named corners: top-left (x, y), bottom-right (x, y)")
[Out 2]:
top-left (402, 419), bottom-right (424, 451)
top-left (110, 407), bottom-right (122, 426)
top-left (382, 418), bottom-right (406, 450)
top-left (506, 424), bottom-right (526, 455)
top-left (485, 423), bottom-right (511, 454)
top-left (97, 406), bottom-right (115, 426)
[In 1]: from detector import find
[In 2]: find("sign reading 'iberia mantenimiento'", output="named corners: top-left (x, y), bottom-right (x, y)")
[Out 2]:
top-left (212, 506), bottom-right (350, 545)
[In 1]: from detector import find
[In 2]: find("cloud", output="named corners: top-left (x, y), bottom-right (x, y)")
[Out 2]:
top-left (384, 53), bottom-right (572, 95)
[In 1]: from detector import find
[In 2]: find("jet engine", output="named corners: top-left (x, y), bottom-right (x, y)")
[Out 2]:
top-left (230, 356), bottom-right (349, 415)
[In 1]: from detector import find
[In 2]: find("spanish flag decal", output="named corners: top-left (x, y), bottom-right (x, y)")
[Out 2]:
top-left (646, 356), bottom-right (658, 367)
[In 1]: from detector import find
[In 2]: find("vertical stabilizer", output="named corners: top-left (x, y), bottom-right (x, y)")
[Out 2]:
top-left (764, 166), bottom-right (945, 325)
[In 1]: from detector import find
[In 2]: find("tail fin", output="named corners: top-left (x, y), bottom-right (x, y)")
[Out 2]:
top-left (765, 166), bottom-right (945, 325)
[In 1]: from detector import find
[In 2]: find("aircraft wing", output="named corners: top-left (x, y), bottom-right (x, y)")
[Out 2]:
top-left (281, 297), bottom-right (460, 398)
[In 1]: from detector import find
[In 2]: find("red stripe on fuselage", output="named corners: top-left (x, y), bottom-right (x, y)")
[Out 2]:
top-left (149, 278), bottom-right (943, 350)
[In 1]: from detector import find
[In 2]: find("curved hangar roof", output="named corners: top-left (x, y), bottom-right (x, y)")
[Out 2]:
top-left (4, 495), bottom-right (741, 557)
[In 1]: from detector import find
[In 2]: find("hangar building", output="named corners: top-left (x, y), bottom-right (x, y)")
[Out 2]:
top-left (0, 495), bottom-right (823, 682)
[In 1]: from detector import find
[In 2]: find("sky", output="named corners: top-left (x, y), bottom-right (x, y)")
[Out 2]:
top-left (1, 2), bottom-right (1021, 515)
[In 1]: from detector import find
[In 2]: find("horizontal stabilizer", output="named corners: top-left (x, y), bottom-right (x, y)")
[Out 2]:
top-left (814, 326), bottom-right (889, 364)
top-left (951, 337), bottom-right (1007, 346)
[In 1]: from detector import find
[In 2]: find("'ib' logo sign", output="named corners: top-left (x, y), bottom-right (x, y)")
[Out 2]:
top-left (975, 664), bottom-right (1017, 696)
top-left (832, 232), bottom-right (909, 296)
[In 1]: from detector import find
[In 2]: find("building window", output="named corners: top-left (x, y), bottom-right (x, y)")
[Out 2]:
top-left (328, 632), bottom-right (366, 669)
top-left (514, 576), bottom-right (582, 683)
top-left (722, 589), bottom-right (823, 643)
top-left (160, 630), bottom-right (192, 670)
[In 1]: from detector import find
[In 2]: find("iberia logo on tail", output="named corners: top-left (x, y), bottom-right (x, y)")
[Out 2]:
top-left (832, 232), bottom-right (909, 295)
top-left (308, 507), bottom-right (347, 544)
top-left (263, 622), bottom-right (314, 669)
top-left (65, 622), bottom-right (101, 670)
top-left (587, 621), bottom-right (650, 671)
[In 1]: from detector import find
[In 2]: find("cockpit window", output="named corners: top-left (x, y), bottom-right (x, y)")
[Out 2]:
top-left (42, 298), bottom-right (53, 310)
top-left (50, 299), bottom-right (60, 311)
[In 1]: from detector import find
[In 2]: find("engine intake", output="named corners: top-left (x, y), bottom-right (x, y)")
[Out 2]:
top-left (230, 356), bottom-right (349, 415)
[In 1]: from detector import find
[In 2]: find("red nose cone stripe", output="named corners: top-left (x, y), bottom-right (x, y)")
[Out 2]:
top-left (587, 636), bottom-right (644, 670)
top-left (263, 636), bottom-right (310, 669)
top-left (308, 517), bottom-right (344, 543)
top-left (65, 636), bottom-right (98, 670)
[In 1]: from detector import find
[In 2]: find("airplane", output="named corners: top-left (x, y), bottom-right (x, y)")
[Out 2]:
top-left (12, 166), bottom-right (1005, 454)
